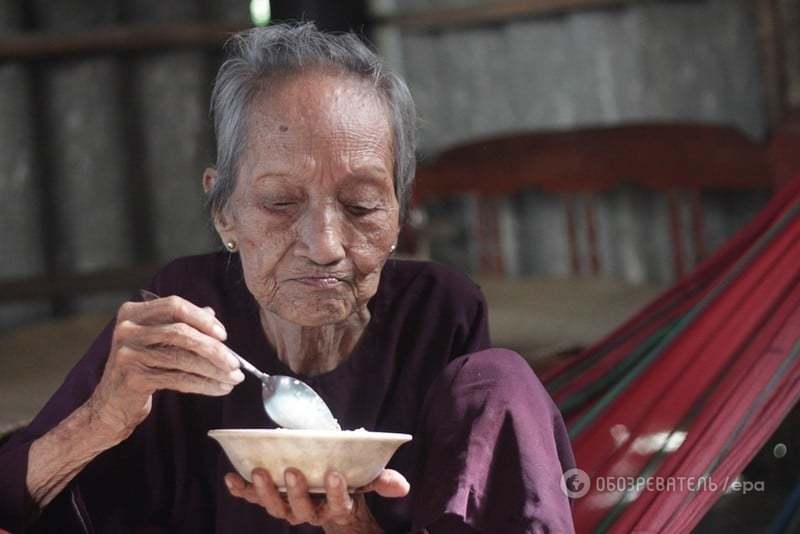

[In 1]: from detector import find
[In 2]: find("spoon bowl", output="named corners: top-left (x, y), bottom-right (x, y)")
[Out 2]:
top-left (261, 376), bottom-right (340, 430)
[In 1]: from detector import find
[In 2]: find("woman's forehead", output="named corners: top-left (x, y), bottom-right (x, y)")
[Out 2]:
top-left (239, 71), bottom-right (394, 181)
top-left (249, 71), bottom-right (391, 141)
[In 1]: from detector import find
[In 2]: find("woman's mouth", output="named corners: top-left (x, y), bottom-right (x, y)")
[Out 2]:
top-left (292, 277), bottom-right (344, 289)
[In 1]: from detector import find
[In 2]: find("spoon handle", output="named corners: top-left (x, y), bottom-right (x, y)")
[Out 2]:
top-left (227, 348), bottom-right (270, 382)
top-left (139, 289), bottom-right (270, 383)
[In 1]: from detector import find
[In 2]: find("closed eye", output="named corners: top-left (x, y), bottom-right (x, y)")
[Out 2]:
top-left (345, 204), bottom-right (379, 217)
top-left (259, 200), bottom-right (299, 213)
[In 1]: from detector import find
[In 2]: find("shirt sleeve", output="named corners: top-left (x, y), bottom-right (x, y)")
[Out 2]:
top-left (0, 319), bottom-right (115, 532)
top-left (0, 259), bottom-right (198, 532)
top-left (411, 348), bottom-right (576, 534)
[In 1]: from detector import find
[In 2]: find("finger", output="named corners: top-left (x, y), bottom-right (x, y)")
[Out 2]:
top-left (139, 364), bottom-right (236, 396)
top-left (252, 468), bottom-right (292, 520)
top-left (119, 295), bottom-right (227, 341)
top-left (142, 346), bottom-right (244, 385)
top-left (225, 473), bottom-right (262, 505)
top-left (319, 471), bottom-right (354, 525)
top-left (126, 321), bottom-right (239, 373)
top-left (113, 345), bottom-right (237, 396)
top-left (359, 469), bottom-right (410, 498)
top-left (283, 469), bottom-right (320, 525)
top-left (116, 324), bottom-right (240, 381)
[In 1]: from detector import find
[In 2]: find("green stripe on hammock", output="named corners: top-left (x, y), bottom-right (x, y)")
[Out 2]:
top-left (566, 203), bottom-right (800, 441)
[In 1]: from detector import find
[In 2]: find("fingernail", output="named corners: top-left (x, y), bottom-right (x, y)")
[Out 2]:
top-left (225, 350), bottom-right (240, 369)
top-left (225, 477), bottom-right (233, 489)
top-left (213, 322), bottom-right (227, 340)
top-left (220, 383), bottom-right (234, 393)
top-left (204, 306), bottom-right (216, 316)
top-left (329, 473), bottom-right (340, 488)
top-left (285, 471), bottom-right (296, 487)
top-left (229, 369), bottom-right (245, 383)
top-left (253, 473), bottom-right (264, 488)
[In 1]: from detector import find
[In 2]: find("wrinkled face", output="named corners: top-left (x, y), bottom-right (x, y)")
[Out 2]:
top-left (210, 70), bottom-right (399, 326)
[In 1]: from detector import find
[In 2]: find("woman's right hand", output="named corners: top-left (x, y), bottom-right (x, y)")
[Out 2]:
top-left (87, 295), bottom-right (244, 439)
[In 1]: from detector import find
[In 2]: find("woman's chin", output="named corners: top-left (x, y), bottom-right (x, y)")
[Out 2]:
top-left (276, 300), bottom-right (353, 327)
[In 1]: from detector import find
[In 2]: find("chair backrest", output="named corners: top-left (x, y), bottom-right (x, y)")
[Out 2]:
top-left (412, 123), bottom-right (774, 281)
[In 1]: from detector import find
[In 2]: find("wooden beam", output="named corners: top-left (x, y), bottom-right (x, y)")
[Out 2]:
top-left (0, 23), bottom-right (247, 63)
top-left (373, 0), bottom-right (639, 30)
top-left (0, 264), bottom-right (160, 303)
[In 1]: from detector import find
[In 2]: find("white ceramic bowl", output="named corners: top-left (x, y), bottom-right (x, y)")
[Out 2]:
top-left (208, 428), bottom-right (412, 492)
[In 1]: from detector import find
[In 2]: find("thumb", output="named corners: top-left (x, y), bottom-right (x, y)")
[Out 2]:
top-left (360, 469), bottom-right (410, 498)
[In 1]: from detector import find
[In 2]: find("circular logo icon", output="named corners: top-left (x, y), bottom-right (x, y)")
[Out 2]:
top-left (561, 468), bottom-right (591, 498)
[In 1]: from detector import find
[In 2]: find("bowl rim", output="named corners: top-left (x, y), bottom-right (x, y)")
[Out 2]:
top-left (207, 428), bottom-right (413, 442)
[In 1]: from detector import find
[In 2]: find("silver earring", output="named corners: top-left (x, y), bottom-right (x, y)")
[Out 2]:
top-left (225, 240), bottom-right (237, 252)
top-left (390, 244), bottom-right (396, 252)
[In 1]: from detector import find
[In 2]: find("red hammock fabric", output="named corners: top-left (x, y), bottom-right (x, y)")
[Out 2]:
top-left (542, 175), bottom-right (800, 533)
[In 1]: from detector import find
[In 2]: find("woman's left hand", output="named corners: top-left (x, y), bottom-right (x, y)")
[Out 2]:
top-left (224, 468), bottom-right (410, 533)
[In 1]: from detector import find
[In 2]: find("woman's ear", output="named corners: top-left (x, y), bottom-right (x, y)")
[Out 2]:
top-left (202, 167), bottom-right (236, 239)
top-left (202, 167), bottom-right (217, 195)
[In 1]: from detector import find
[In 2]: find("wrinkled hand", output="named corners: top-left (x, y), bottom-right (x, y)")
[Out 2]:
top-left (88, 295), bottom-right (244, 438)
top-left (225, 468), bottom-right (410, 533)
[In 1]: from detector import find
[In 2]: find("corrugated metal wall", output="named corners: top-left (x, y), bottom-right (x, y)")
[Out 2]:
top-left (0, 0), bottom-right (251, 329)
top-left (0, 0), bottom-right (786, 329)
top-left (376, 0), bottom-right (766, 152)
top-left (373, 0), bottom-right (773, 283)
top-left (1, 0), bottom-right (49, 328)
top-left (781, 0), bottom-right (800, 108)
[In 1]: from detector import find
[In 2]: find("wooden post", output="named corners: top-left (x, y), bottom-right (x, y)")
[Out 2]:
top-left (564, 193), bottom-right (581, 276)
top-left (585, 192), bottom-right (600, 276)
top-left (690, 187), bottom-right (705, 265)
top-left (756, 0), bottom-right (787, 131)
top-left (666, 189), bottom-right (686, 281)
top-left (19, 2), bottom-right (72, 316)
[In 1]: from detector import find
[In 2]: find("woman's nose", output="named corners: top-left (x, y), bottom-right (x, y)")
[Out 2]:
top-left (296, 206), bottom-right (346, 265)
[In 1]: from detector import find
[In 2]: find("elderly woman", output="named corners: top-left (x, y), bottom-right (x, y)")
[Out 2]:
top-left (0, 23), bottom-right (574, 534)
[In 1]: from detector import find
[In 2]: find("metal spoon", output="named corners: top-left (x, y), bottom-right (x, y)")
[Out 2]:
top-left (140, 290), bottom-right (340, 431)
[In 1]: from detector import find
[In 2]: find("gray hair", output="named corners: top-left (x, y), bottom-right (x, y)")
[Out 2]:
top-left (208, 22), bottom-right (417, 221)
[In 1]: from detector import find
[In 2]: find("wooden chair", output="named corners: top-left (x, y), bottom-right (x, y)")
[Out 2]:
top-left (408, 122), bottom-right (776, 364)
top-left (412, 122), bottom-right (772, 279)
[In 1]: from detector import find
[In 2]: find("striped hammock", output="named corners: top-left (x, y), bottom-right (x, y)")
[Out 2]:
top-left (541, 174), bottom-right (800, 533)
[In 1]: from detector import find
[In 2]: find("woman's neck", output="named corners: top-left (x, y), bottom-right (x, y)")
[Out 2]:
top-left (259, 307), bottom-right (371, 375)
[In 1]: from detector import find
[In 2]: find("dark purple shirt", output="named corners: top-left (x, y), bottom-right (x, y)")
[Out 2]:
top-left (0, 254), bottom-right (575, 533)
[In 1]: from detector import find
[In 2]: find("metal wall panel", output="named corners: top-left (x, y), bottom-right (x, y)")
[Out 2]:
top-left (386, 0), bottom-right (770, 282)
top-left (126, 0), bottom-right (217, 262)
top-left (0, 0), bottom-right (49, 328)
top-left (33, 0), bottom-right (132, 313)
top-left (394, 0), bottom-right (766, 153)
